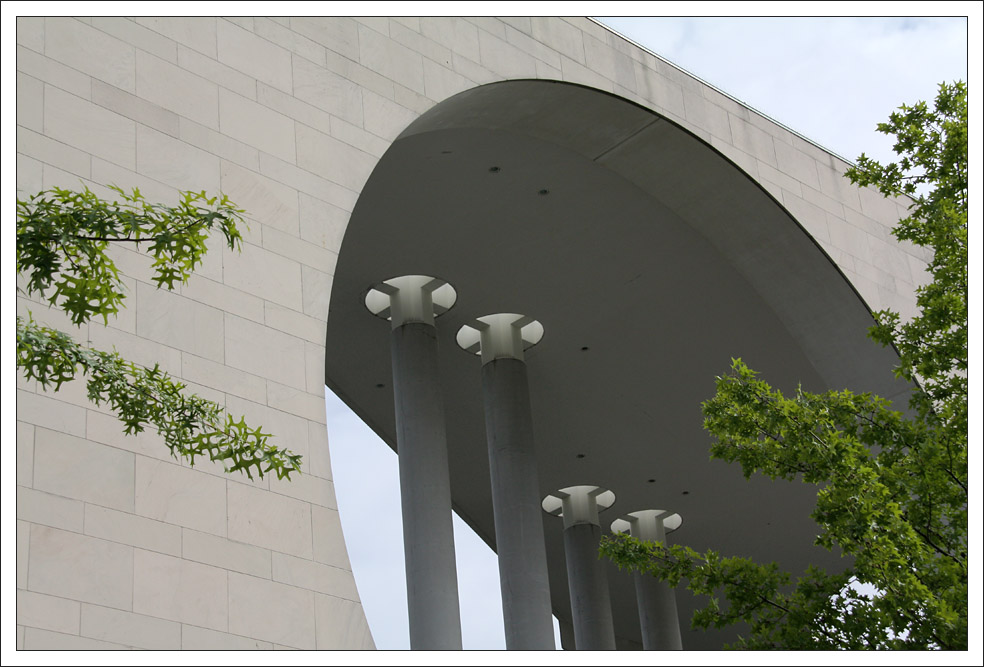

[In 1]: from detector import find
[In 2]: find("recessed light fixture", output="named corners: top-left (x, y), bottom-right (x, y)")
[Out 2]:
top-left (538, 189), bottom-right (550, 195)
top-left (488, 166), bottom-right (500, 173)
top-left (581, 346), bottom-right (590, 351)
top-left (375, 383), bottom-right (385, 388)
top-left (576, 453), bottom-right (586, 459)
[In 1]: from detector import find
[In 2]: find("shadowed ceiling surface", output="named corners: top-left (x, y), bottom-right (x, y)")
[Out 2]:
top-left (324, 80), bottom-right (909, 649)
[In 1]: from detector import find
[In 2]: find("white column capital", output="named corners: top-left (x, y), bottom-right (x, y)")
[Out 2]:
top-left (365, 275), bottom-right (456, 329)
top-left (610, 509), bottom-right (682, 543)
top-left (456, 313), bottom-right (543, 365)
top-left (542, 485), bottom-right (616, 530)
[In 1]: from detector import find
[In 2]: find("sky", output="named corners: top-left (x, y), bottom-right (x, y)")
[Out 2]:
top-left (327, 14), bottom-right (975, 652)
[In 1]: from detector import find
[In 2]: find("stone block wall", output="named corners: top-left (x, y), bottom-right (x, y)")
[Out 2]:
top-left (15, 16), bottom-right (922, 650)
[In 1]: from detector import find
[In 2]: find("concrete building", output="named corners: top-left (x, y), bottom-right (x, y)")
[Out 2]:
top-left (15, 16), bottom-right (923, 650)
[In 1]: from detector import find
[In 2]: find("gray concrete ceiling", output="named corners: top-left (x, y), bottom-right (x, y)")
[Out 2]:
top-left (324, 80), bottom-right (911, 649)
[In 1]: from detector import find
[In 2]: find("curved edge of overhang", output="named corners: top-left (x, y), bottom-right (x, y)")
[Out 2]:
top-left (384, 78), bottom-right (909, 402)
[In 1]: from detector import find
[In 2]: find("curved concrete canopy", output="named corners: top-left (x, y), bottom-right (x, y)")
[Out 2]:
top-left (324, 80), bottom-right (911, 649)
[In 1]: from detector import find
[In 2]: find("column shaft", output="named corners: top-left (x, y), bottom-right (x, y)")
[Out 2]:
top-left (481, 357), bottom-right (555, 650)
top-left (634, 571), bottom-right (682, 650)
top-left (563, 523), bottom-right (616, 650)
top-left (391, 322), bottom-right (462, 650)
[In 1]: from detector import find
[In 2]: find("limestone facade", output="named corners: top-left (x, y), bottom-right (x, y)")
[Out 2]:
top-left (15, 16), bottom-right (922, 649)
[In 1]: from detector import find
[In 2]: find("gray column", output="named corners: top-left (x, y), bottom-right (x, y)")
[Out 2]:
top-left (612, 510), bottom-right (683, 650)
top-left (543, 486), bottom-right (617, 650)
top-left (458, 314), bottom-right (555, 650)
top-left (366, 275), bottom-right (461, 650)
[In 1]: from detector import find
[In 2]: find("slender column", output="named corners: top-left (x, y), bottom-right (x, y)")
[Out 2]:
top-left (543, 486), bottom-right (617, 650)
top-left (457, 314), bottom-right (555, 650)
top-left (611, 510), bottom-right (684, 650)
top-left (365, 275), bottom-right (461, 650)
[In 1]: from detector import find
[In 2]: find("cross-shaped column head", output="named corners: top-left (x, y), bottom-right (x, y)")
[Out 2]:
top-left (364, 275), bottom-right (456, 329)
top-left (456, 313), bottom-right (544, 365)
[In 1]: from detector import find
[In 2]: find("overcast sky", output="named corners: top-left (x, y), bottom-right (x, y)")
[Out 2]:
top-left (330, 15), bottom-right (972, 652)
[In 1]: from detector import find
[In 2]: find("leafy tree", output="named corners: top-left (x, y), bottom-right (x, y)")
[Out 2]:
top-left (601, 81), bottom-right (967, 649)
top-left (16, 185), bottom-right (302, 480)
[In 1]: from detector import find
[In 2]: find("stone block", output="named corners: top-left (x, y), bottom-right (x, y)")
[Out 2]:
top-left (358, 24), bottom-right (425, 94)
top-left (17, 153), bottom-right (43, 196)
top-left (390, 20), bottom-right (453, 67)
top-left (44, 17), bottom-right (135, 92)
top-left (136, 281), bottom-right (225, 361)
top-left (259, 152), bottom-right (359, 212)
top-left (81, 604), bottom-right (182, 650)
top-left (217, 19), bottom-right (293, 93)
top-left (17, 422), bottom-right (34, 487)
top-left (682, 89), bottom-right (732, 143)
top-left (18, 521), bottom-right (30, 588)
top-left (135, 457), bottom-right (227, 536)
top-left (773, 140), bottom-right (821, 190)
top-left (257, 81), bottom-right (333, 137)
top-left (33, 428), bottom-right (134, 512)
top-left (23, 627), bottom-right (129, 650)
top-left (17, 590), bottom-right (81, 635)
top-left (16, 486), bottom-right (84, 532)
top-left (757, 160), bottom-right (804, 198)
top-left (420, 17), bottom-right (481, 64)
top-left (264, 302), bottom-right (326, 345)
top-left (263, 226), bottom-right (338, 275)
top-left (729, 114), bottom-right (777, 167)
top-left (315, 594), bottom-right (375, 649)
top-left (858, 183), bottom-right (903, 223)
top-left (136, 125), bottom-right (221, 193)
top-left (296, 191), bottom-right (349, 253)
top-left (419, 60), bottom-right (473, 107)
top-left (362, 88), bottom-right (419, 141)
top-left (221, 160), bottom-right (299, 235)
top-left (255, 18), bottom-right (326, 66)
top-left (219, 87), bottom-right (297, 164)
top-left (291, 51), bottom-right (365, 127)
top-left (222, 241), bottom-right (303, 311)
top-left (307, 420), bottom-right (333, 481)
top-left (17, 15), bottom-right (45, 51)
top-left (827, 214), bottom-right (874, 265)
top-left (353, 16), bottom-right (390, 36)
top-left (181, 625), bottom-right (274, 650)
top-left (868, 234), bottom-right (918, 286)
top-left (181, 273), bottom-right (266, 325)
top-left (559, 54), bottom-right (613, 92)
top-left (85, 504), bottom-right (182, 556)
top-left (17, 72), bottom-right (44, 132)
top-left (326, 115), bottom-right (390, 157)
top-left (28, 525), bottom-right (133, 610)
top-left (136, 17), bottom-right (217, 58)
top-left (290, 17), bottom-right (360, 61)
top-left (228, 572), bottom-right (316, 649)
top-left (272, 552), bottom-right (358, 601)
top-left (633, 64), bottom-right (685, 118)
top-left (817, 161), bottom-right (863, 212)
top-left (45, 86), bottom-right (135, 170)
top-left (85, 409), bottom-right (172, 462)
top-left (582, 32), bottom-right (636, 92)
top-left (132, 549), bottom-right (229, 631)
top-left (227, 483), bottom-right (313, 559)
top-left (180, 350), bottom-right (267, 404)
top-left (296, 124), bottom-right (378, 193)
top-left (782, 190), bottom-right (831, 245)
top-left (182, 528), bottom-right (272, 578)
top-left (225, 395), bottom-right (312, 465)
top-left (312, 506), bottom-right (351, 570)
top-left (304, 341), bottom-right (327, 396)
top-left (177, 45), bottom-right (257, 100)
top-left (17, 126), bottom-right (91, 181)
top-left (802, 184), bottom-right (846, 218)
top-left (91, 17), bottom-right (178, 63)
top-left (268, 466), bottom-right (336, 507)
top-left (135, 50), bottom-right (218, 130)
top-left (17, 390), bottom-right (86, 438)
top-left (477, 28), bottom-right (537, 79)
